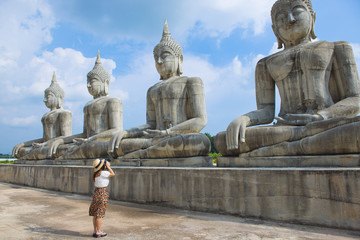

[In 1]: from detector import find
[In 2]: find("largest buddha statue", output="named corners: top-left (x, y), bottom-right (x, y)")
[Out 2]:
top-left (215, 0), bottom-right (360, 157)
top-left (107, 20), bottom-right (210, 159)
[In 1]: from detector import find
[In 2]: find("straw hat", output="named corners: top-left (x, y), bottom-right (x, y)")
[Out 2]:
top-left (93, 158), bottom-right (105, 172)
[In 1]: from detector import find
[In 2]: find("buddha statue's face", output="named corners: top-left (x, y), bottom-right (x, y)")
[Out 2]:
top-left (272, 0), bottom-right (313, 47)
top-left (44, 92), bottom-right (58, 110)
top-left (154, 46), bottom-right (181, 80)
top-left (87, 77), bottom-right (106, 98)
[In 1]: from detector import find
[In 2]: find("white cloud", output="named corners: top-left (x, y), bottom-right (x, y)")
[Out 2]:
top-left (184, 53), bottom-right (263, 99)
top-left (184, 55), bottom-right (253, 98)
top-left (27, 48), bottom-right (117, 100)
top-left (0, 0), bottom-right (55, 64)
top-left (50, 0), bottom-right (276, 44)
top-left (3, 115), bottom-right (38, 127)
top-left (185, 0), bottom-right (276, 38)
top-left (0, 0), bottom-right (55, 104)
top-left (1, 47), bottom-right (118, 135)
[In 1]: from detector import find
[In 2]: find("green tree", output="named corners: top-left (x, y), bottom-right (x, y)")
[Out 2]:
top-left (204, 132), bottom-right (217, 153)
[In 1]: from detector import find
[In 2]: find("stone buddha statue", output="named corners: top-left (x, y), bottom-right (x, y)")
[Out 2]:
top-left (50, 51), bottom-right (123, 159)
top-left (215, 0), bottom-right (360, 157)
top-left (108, 20), bottom-right (210, 159)
top-left (12, 72), bottom-right (72, 160)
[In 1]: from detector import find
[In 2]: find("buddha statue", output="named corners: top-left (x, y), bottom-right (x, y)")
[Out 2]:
top-left (215, 0), bottom-right (360, 157)
top-left (107, 20), bottom-right (210, 159)
top-left (12, 72), bottom-right (72, 160)
top-left (50, 51), bottom-right (123, 159)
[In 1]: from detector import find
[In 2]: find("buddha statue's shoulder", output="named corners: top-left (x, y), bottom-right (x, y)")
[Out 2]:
top-left (105, 96), bottom-right (122, 110)
top-left (183, 76), bottom-right (204, 86)
top-left (41, 109), bottom-right (71, 124)
top-left (58, 109), bottom-right (72, 117)
top-left (301, 41), bottom-right (353, 56)
top-left (106, 96), bottom-right (122, 104)
top-left (262, 41), bottom-right (338, 65)
top-left (168, 76), bottom-right (202, 84)
top-left (186, 76), bottom-right (203, 83)
top-left (333, 40), bottom-right (353, 50)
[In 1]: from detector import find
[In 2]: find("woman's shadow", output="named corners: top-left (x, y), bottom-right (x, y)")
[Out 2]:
top-left (27, 227), bottom-right (89, 238)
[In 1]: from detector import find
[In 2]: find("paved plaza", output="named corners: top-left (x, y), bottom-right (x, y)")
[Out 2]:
top-left (0, 182), bottom-right (359, 240)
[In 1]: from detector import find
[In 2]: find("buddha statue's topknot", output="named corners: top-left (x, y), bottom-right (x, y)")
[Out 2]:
top-left (45, 72), bottom-right (64, 104)
top-left (153, 19), bottom-right (183, 58)
top-left (87, 51), bottom-right (110, 84)
top-left (271, 0), bottom-right (314, 23)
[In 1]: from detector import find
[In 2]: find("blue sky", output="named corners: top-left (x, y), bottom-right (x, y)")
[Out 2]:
top-left (1, 0), bottom-right (360, 154)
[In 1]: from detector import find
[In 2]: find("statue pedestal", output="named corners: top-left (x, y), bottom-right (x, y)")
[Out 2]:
top-left (14, 156), bottom-right (214, 167)
top-left (14, 159), bottom-right (94, 166)
top-left (217, 154), bottom-right (360, 168)
top-left (113, 156), bottom-right (213, 167)
top-left (2, 161), bottom-right (359, 231)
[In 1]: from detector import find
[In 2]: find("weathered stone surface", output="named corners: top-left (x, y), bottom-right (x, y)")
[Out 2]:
top-left (14, 156), bottom-right (214, 167)
top-left (49, 52), bottom-right (123, 160)
top-left (12, 72), bottom-right (72, 160)
top-left (215, 0), bottom-right (360, 158)
top-left (113, 156), bottom-right (213, 167)
top-left (217, 154), bottom-right (360, 168)
top-left (14, 159), bottom-right (95, 166)
top-left (108, 20), bottom-right (210, 160)
top-left (1, 164), bottom-right (359, 230)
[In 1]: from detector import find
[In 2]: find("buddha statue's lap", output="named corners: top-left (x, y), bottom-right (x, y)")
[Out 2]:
top-left (215, 0), bottom-right (360, 157)
top-left (50, 52), bottom-right (123, 160)
top-left (114, 133), bottom-right (210, 159)
top-left (13, 73), bottom-right (72, 160)
top-left (108, 20), bottom-right (210, 159)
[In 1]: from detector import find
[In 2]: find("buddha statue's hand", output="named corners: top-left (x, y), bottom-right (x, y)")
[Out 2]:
top-left (108, 130), bottom-right (128, 156)
top-left (32, 142), bottom-right (45, 148)
top-left (73, 138), bottom-right (88, 145)
top-left (226, 116), bottom-right (251, 150)
top-left (12, 143), bottom-right (24, 157)
top-left (276, 113), bottom-right (324, 126)
top-left (48, 139), bottom-right (64, 157)
top-left (143, 129), bottom-right (167, 138)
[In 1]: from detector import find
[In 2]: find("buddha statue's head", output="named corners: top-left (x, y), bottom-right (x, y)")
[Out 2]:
top-left (271, 0), bottom-right (316, 49)
top-left (44, 72), bottom-right (64, 110)
top-left (153, 19), bottom-right (183, 80)
top-left (87, 51), bottom-right (111, 98)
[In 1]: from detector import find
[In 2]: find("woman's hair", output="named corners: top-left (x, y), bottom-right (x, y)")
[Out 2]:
top-left (92, 164), bottom-right (106, 182)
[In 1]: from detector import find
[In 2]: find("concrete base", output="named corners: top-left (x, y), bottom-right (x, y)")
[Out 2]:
top-left (217, 154), bottom-right (360, 167)
top-left (114, 156), bottom-right (214, 167)
top-left (14, 159), bottom-right (95, 165)
top-left (1, 164), bottom-right (359, 231)
top-left (15, 156), bottom-right (214, 167)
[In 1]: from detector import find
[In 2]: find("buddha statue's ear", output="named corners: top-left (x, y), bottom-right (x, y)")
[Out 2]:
top-left (177, 55), bottom-right (183, 76)
top-left (272, 24), bottom-right (284, 49)
top-left (104, 81), bottom-right (109, 96)
top-left (58, 98), bottom-right (63, 109)
top-left (310, 11), bottom-right (317, 40)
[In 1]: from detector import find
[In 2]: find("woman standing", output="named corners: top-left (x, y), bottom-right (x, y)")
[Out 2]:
top-left (89, 158), bottom-right (115, 238)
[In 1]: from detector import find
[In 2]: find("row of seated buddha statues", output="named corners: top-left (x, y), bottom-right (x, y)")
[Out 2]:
top-left (13, 0), bottom-right (360, 162)
top-left (13, 20), bottom-right (210, 161)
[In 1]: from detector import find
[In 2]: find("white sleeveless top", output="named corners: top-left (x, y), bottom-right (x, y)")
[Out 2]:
top-left (94, 171), bottom-right (110, 188)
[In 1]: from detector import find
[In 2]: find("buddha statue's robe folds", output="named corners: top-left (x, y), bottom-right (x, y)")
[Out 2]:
top-left (50, 52), bottom-right (123, 160)
top-left (12, 73), bottom-right (72, 160)
top-left (214, 0), bottom-right (360, 157)
top-left (108, 20), bottom-right (210, 159)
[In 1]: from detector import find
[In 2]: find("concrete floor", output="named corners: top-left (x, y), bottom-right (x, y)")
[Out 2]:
top-left (0, 182), bottom-right (359, 240)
